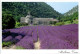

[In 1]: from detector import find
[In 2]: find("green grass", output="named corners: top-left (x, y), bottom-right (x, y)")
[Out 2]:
top-left (55, 22), bottom-right (64, 26)
top-left (64, 21), bottom-right (71, 25)
top-left (16, 46), bottom-right (24, 49)
top-left (2, 41), bottom-right (13, 47)
top-left (73, 20), bottom-right (78, 24)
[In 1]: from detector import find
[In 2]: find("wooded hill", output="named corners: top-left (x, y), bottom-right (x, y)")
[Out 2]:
top-left (2, 2), bottom-right (78, 29)
top-left (57, 5), bottom-right (78, 26)
top-left (61, 5), bottom-right (78, 22)
top-left (64, 5), bottom-right (78, 16)
top-left (2, 2), bottom-right (62, 22)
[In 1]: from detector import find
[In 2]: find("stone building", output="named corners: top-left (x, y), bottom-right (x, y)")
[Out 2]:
top-left (20, 12), bottom-right (59, 25)
top-left (20, 12), bottom-right (33, 24)
top-left (33, 18), bottom-right (58, 25)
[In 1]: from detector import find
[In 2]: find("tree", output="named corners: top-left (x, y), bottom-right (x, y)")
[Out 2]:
top-left (2, 2), bottom-right (62, 22)
top-left (2, 14), bottom-right (16, 29)
top-left (49, 21), bottom-right (57, 25)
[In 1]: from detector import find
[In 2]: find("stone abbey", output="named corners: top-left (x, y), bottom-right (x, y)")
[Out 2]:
top-left (20, 12), bottom-right (58, 25)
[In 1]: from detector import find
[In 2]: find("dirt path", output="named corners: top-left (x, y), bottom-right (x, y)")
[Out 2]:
top-left (9, 45), bottom-right (16, 49)
top-left (34, 38), bottom-right (40, 49)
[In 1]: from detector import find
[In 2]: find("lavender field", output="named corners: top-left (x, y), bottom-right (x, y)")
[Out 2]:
top-left (2, 24), bottom-right (78, 49)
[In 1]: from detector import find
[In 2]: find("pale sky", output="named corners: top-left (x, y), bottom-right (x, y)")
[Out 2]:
top-left (46, 2), bottom-right (78, 14)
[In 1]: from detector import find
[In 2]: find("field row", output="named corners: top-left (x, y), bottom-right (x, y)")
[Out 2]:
top-left (2, 24), bottom-right (78, 49)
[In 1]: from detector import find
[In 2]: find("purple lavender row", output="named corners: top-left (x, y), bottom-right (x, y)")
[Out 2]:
top-left (37, 27), bottom-right (45, 41)
top-left (32, 28), bottom-right (38, 42)
top-left (39, 24), bottom-right (78, 49)
top-left (2, 24), bottom-right (78, 49)
top-left (46, 24), bottom-right (78, 48)
top-left (3, 35), bottom-right (23, 43)
top-left (16, 36), bottom-right (34, 49)
top-left (40, 29), bottom-right (77, 49)
top-left (40, 36), bottom-right (77, 49)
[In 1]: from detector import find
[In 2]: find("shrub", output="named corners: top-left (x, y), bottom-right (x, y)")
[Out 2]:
top-left (15, 21), bottom-right (21, 28)
top-left (73, 20), bottom-right (78, 24)
top-left (20, 23), bottom-right (28, 26)
top-left (2, 41), bottom-right (13, 47)
top-left (64, 21), bottom-right (71, 25)
top-left (33, 23), bottom-right (38, 25)
top-left (2, 14), bottom-right (16, 30)
top-left (55, 22), bottom-right (64, 26)
top-left (15, 22), bottom-right (29, 28)
top-left (49, 21), bottom-right (57, 25)
top-left (2, 31), bottom-right (11, 36)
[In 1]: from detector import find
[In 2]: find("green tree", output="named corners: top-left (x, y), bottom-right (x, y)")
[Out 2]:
top-left (2, 2), bottom-right (62, 22)
top-left (2, 14), bottom-right (16, 29)
top-left (49, 21), bottom-right (57, 25)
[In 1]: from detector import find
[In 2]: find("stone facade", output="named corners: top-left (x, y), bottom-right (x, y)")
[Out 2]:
top-left (20, 14), bottom-right (32, 24)
top-left (33, 18), bottom-right (58, 25)
top-left (20, 14), bottom-right (59, 25)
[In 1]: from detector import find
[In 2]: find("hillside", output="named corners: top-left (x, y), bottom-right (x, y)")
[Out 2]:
top-left (64, 5), bottom-right (78, 16)
top-left (2, 2), bottom-right (62, 22)
top-left (60, 5), bottom-right (78, 22)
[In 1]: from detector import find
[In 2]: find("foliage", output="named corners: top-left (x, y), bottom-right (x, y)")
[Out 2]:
top-left (72, 20), bottom-right (78, 24)
top-left (64, 5), bottom-right (78, 16)
top-left (2, 31), bottom-right (11, 36)
top-left (61, 12), bottom-right (78, 24)
top-left (20, 23), bottom-right (28, 26)
top-left (61, 5), bottom-right (78, 24)
top-left (55, 22), bottom-right (64, 26)
top-left (15, 21), bottom-right (29, 28)
top-left (2, 2), bottom-right (78, 27)
top-left (2, 2), bottom-right (62, 22)
top-left (2, 41), bottom-right (13, 47)
top-left (64, 21), bottom-right (71, 25)
top-left (2, 13), bottom-right (16, 30)
top-left (15, 21), bottom-right (21, 28)
top-left (33, 23), bottom-right (38, 25)
top-left (49, 21), bottom-right (57, 25)
top-left (16, 46), bottom-right (24, 49)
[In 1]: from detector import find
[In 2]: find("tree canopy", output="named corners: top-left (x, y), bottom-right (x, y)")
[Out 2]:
top-left (2, 13), bottom-right (15, 29)
top-left (2, 2), bottom-right (62, 22)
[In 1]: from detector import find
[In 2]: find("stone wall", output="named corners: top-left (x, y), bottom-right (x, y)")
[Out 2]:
top-left (20, 16), bottom-right (59, 25)
top-left (33, 18), bottom-right (59, 25)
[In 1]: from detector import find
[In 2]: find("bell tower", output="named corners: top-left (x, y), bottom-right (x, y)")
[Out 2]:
top-left (27, 11), bottom-right (30, 15)
top-left (25, 11), bottom-right (33, 25)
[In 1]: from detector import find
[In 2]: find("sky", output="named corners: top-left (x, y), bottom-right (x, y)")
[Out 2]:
top-left (46, 2), bottom-right (78, 14)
